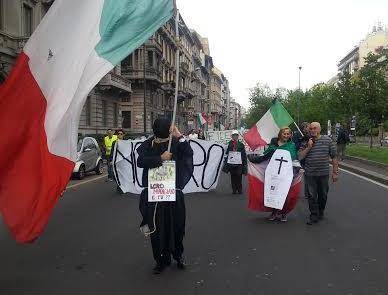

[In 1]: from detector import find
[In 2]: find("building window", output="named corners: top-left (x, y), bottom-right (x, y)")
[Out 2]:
top-left (148, 51), bottom-right (153, 68)
top-left (122, 111), bottom-right (131, 129)
top-left (86, 97), bottom-right (91, 126)
top-left (135, 50), bottom-right (139, 68)
top-left (123, 54), bottom-right (133, 68)
top-left (23, 4), bottom-right (33, 36)
top-left (122, 94), bottom-right (131, 103)
top-left (102, 100), bottom-right (107, 127)
top-left (113, 103), bottom-right (118, 128)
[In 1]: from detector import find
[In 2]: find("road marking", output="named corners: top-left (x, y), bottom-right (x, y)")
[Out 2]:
top-left (67, 175), bottom-right (107, 189)
top-left (340, 168), bottom-right (388, 190)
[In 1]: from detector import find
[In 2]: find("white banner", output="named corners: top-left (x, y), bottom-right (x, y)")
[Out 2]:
top-left (205, 130), bottom-right (233, 145)
top-left (113, 139), bottom-right (226, 195)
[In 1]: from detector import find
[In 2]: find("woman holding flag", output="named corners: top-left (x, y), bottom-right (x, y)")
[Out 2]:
top-left (248, 127), bottom-right (299, 222)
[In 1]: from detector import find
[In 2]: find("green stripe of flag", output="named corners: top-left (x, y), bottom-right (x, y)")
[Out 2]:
top-left (269, 101), bottom-right (294, 128)
top-left (96, 0), bottom-right (174, 66)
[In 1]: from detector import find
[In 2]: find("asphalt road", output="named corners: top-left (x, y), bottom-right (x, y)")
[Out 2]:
top-left (1, 171), bottom-right (388, 295)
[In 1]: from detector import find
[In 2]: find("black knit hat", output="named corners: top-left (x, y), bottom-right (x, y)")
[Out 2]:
top-left (152, 118), bottom-right (171, 139)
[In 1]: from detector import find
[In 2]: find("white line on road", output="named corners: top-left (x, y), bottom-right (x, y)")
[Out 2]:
top-left (65, 168), bottom-right (388, 191)
top-left (340, 168), bottom-right (388, 190)
top-left (66, 175), bottom-right (107, 189)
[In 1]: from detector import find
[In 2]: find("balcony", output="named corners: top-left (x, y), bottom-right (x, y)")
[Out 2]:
top-left (180, 62), bottom-right (189, 74)
top-left (160, 26), bottom-right (176, 45)
top-left (122, 67), bottom-right (162, 83)
top-left (99, 72), bottom-right (132, 93)
top-left (146, 38), bottom-right (163, 53)
top-left (0, 32), bottom-right (28, 57)
top-left (192, 52), bottom-right (201, 65)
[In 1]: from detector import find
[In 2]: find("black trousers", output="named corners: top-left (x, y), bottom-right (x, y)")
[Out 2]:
top-left (230, 165), bottom-right (243, 193)
top-left (305, 175), bottom-right (329, 221)
top-left (139, 190), bottom-right (185, 265)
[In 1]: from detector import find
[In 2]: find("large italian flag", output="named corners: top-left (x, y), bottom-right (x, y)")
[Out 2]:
top-left (244, 101), bottom-right (294, 150)
top-left (0, 0), bottom-right (173, 243)
top-left (247, 161), bottom-right (302, 214)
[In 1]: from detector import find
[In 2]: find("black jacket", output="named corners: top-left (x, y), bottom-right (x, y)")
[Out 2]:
top-left (137, 137), bottom-right (194, 190)
top-left (223, 140), bottom-right (248, 174)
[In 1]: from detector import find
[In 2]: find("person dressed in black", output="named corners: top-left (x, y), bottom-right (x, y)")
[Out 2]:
top-left (223, 130), bottom-right (247, 194)
top-left (336, 124), bottom-right (350, 161)
top-left (292, 122), bottom-right (310, 151)
top-left (137, 118), bottom-right (193, 274)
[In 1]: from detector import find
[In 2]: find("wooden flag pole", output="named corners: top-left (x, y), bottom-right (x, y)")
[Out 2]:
top-left (168, 2), bottom-right (180, 153)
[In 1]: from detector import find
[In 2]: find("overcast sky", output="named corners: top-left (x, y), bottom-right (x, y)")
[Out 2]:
top-left (176, 0), bottom-right (388, 109)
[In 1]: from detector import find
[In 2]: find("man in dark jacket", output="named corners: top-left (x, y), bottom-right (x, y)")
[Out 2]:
top-left (292, 122), bottom-right (310, 152)
top-left (336, 124), bottom-right (350, 161)
top-left (137, 118), bottom-right (193, 274)
top-left (223, 130), bottom-right (247, 194)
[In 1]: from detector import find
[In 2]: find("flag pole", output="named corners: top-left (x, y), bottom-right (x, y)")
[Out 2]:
top-left (293, 121), bottom-right (303, 136)
top-left (168, 1), bottom-right (180, 153)
top-left (273, 97), bottom-right (303, 137)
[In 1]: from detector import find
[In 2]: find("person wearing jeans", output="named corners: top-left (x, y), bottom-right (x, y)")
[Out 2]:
top-left (103, 129), bottom-right (117, 181)
top-left (299, 122), bottom-right (339, 225)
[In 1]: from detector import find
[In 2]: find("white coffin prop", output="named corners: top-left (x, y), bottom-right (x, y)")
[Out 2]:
top-left (264, 149), bottom-right (293, 209)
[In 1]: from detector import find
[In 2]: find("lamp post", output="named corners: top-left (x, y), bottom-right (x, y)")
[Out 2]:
top-left (298, 66), bottom-right (302, 125)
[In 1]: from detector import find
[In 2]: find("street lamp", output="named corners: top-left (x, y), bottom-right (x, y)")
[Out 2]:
top-left (298, 66), bottom-right (302, 125)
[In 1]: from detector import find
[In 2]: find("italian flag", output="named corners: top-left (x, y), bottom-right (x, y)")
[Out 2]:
top-left (244, 101), bottom-right (294, 150)
top-left (0, 0), bottom-right (173, 243)
top-left (247, 161), bottom-right (302, 214)
top-left (197, 112), bottom-right (207, 126)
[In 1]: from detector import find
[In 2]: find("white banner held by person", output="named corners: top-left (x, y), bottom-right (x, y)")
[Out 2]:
top-left (205, 130), bottom-right (233, 145)
top-left (113, 139), bottom-right (226, 195)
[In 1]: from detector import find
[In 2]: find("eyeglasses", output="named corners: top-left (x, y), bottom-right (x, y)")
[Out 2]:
top-left (118, 133), bottom-right (124, 135)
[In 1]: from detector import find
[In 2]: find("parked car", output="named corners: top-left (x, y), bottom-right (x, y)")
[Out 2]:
top-left (73, 137), bottom-right (103, 179)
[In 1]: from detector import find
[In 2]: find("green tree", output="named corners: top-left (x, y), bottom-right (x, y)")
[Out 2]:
top-left (355, 48), bottom-right (388, 147)
top-left (245, 83), bottom-right (275, 127)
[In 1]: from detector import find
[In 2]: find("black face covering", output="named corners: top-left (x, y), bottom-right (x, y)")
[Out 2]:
top-left (153, 118), bottom-right (171, 139)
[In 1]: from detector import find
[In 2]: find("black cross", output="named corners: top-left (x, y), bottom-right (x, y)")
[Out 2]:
top-left (47, 49), bottom-right (54, 61)
top-left (275, 157), bottom-right (288, 174)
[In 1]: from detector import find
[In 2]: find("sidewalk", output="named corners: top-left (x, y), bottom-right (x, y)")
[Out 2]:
top-left (339, 156), bottom-right (388, 185)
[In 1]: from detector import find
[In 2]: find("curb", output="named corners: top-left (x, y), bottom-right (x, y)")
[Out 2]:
top-left (339, 162), bottom-right (388, 186)
top-left (344, 155), bottom-right (388, 171)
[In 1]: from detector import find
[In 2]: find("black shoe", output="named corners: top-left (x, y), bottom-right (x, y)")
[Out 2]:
top-left (232, 191), bottom-right (237, 195)
top-left (153, 263), bottom-right (164, 274)
top-left (176, 258), bottom-right (186, 270)
top-left (306, 218), bottom-right (318, 225)
top-left (163, 257), bottom-right (171, 267)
